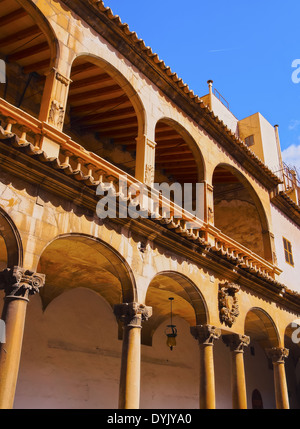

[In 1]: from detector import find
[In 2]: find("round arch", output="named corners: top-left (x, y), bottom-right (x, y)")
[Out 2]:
top-left (37, 233), bottom-right (137, 310)
top-left (244, 307), bottom-right (280, 349)
top-left (143, 270), bottom-right (208, 346)
top-left (0, 206), bottom-right (23, 268)
top-left (212, 162), bottom-right (272, 260)
top-left (15, 0), bottom-right (59, 70)
top-left (155, 117), bottom-right (206, 184)
top-left (69, 53), bottom-right (147, 137)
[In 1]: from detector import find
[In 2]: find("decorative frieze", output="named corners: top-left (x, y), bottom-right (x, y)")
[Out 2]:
top-left (0, 266), bottom-right (45, 300)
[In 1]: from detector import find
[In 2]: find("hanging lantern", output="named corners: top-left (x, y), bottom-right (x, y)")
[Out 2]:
top-left (165, 297), bottom-right (177, 351)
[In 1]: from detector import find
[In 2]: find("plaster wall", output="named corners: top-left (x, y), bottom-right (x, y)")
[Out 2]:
top-left (271, 203), bottom-right (300, 291)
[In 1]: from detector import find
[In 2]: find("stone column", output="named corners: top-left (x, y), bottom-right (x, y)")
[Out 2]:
top-left (266, 347), bottom-right (289, 409)
top-left (114, 302), bottom-right (152, 409)
top-left (0, 267), bottom-right (45, 409)
top-left (223, 334), bottom-right (250, 409)
top-left (190, 324), bottom-right (221, 409)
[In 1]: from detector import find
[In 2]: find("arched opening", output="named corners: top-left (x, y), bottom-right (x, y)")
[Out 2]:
top-left (244, 308), bottom-right (280, 409)
top-left (284, 321), bottom-right (300, 409)
top-left (252, 389), bottom-right (264, 409)
top-left (63, 55), bottom-right (145, 177)
top-left (141, 271), bottom-right (208, 409)
top-left (37, 234), bottom-right (136, 309)
top-left (155, 119), bottom-right (205, 214)
top-left (0, 0), bottom-right (58, 118)
top-left (0, 206), bottom-right (22, 268)
top-left (212, 164), bottom-right (271, 259)
top-left (14, 233), bottom-right (136, 408)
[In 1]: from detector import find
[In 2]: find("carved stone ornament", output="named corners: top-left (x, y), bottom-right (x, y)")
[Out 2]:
top-left (144, 164), bottom-right (154, 186)
top-left (48, 100), bottom-right (65, 128)
top-left (218, 281), bottom-right (240, 327)
top-left (266, 347), bottom-right (289, 364)
top-left (0, 266), bottom-right (45, 300)
top-left (223, 333), bottom-right (250, 352)
top-left (190, 324), bottom-right (221, 345)
top-left (114, 302), bottom-right (152, 328)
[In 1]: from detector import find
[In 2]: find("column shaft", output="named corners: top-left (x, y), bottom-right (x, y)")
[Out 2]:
top-left (266, 347), bottom-right (289, 409)
top-left (0, 267), bottom-right (45, 409)
top-left (114, 302), bottom-right (152, 410)
top-left (119, 322), bottom-right (141, 409)
top-left (0, 298), bottom-right (27, 409)
top-left (191, 324), bottom-right (220, 409)
top-left (231, 350), bottom-right (247, 409)
top-left (199, 343), bottom-right (216, 409)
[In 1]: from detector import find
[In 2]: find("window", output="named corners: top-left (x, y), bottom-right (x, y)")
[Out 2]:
top-left (245, 135), bottom-right (254, 147)
top-left (283, 237), bottom-right (294, 266)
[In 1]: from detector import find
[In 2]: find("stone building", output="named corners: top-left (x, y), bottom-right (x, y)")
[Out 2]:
top-left (0, 0), bottom-right (299, 410)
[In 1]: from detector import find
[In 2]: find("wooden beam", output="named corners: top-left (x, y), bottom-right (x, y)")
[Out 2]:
top-left (23, 58), bottom-right (50, 74)
top-left (97, 126), bottom-right (138, 138)
top-left (8, 41), bottom-right (49, 62)
top-left (0, 25), bottom-right (42, 48)
top-left (70, 95), bottom-right (130, 114)
top-left (74, 106), bottom-right (136, 124)
top-left (71, 73), bottom-right (113, 89)
top-left (0, 8), bottom-right (27, 27)
top-left (68, 84), bottom-right (122, 103)
top-left (82, 116), bottom-right (137, 132)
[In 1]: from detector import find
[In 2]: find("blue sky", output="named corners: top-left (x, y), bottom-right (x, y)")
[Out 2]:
top-left (106, 0), bottom-right (300, 171)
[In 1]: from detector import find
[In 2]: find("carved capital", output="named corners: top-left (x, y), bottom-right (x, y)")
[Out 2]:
top-left (218, 281), bottom-right (240, 327)
top-left (0, 266), bottom-right (45, 301)
top-left (223, 334), bottom-right (250, 353)
top-left (114, 302), bottom-right (152, 328)
top-left (266, 347), bottom-right (289, 364)
top-left (190, 324), bottom-right (221, 345)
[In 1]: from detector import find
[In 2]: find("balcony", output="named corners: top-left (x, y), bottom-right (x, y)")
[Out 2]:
top-left (0, 98), bottom-right (282, 283)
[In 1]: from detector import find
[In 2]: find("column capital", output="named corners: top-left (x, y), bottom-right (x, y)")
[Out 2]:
top-left (114, 302), bottom-right (152, 328)
top-left (223, 333), bottom-right (250, 353)
top-left (266, 347), bottom-right (289, 364)
top-left (0, 266), bottom-right (45, 301)
top-left (190, 324), bottom-right (221, 345)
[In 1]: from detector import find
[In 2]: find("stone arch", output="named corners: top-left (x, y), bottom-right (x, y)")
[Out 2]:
top-left (244, 307), bottom-right (280, 349)
top-left (155, 117), bottom-right (206, 184)
top-left (0, 0), bottom-right (60, 119)
top-left (37, 233), bottom-right (137, 310)
top-left (15, 0), bottom-right (60, 70)
top-left (0, 206), bottom-right (23, 268)
top-left (63, 53), bottom-right (146, 177)
top-left (143, 270), bottom-right (208, 346)
top-left (212, 163), bottom-right (272, 260)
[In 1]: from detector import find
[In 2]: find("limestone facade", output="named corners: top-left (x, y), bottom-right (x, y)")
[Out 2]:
top-left (0, 0), bottom-right (299, 409)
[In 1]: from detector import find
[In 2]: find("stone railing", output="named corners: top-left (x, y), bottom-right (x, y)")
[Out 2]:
top-left (0, 98), bottom-right (280, 281)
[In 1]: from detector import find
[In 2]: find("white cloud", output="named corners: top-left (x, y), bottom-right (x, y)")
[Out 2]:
top-left (288, 119), bottom-right (300, 130)
top-left (282, 144), bottom-right (300, 171)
